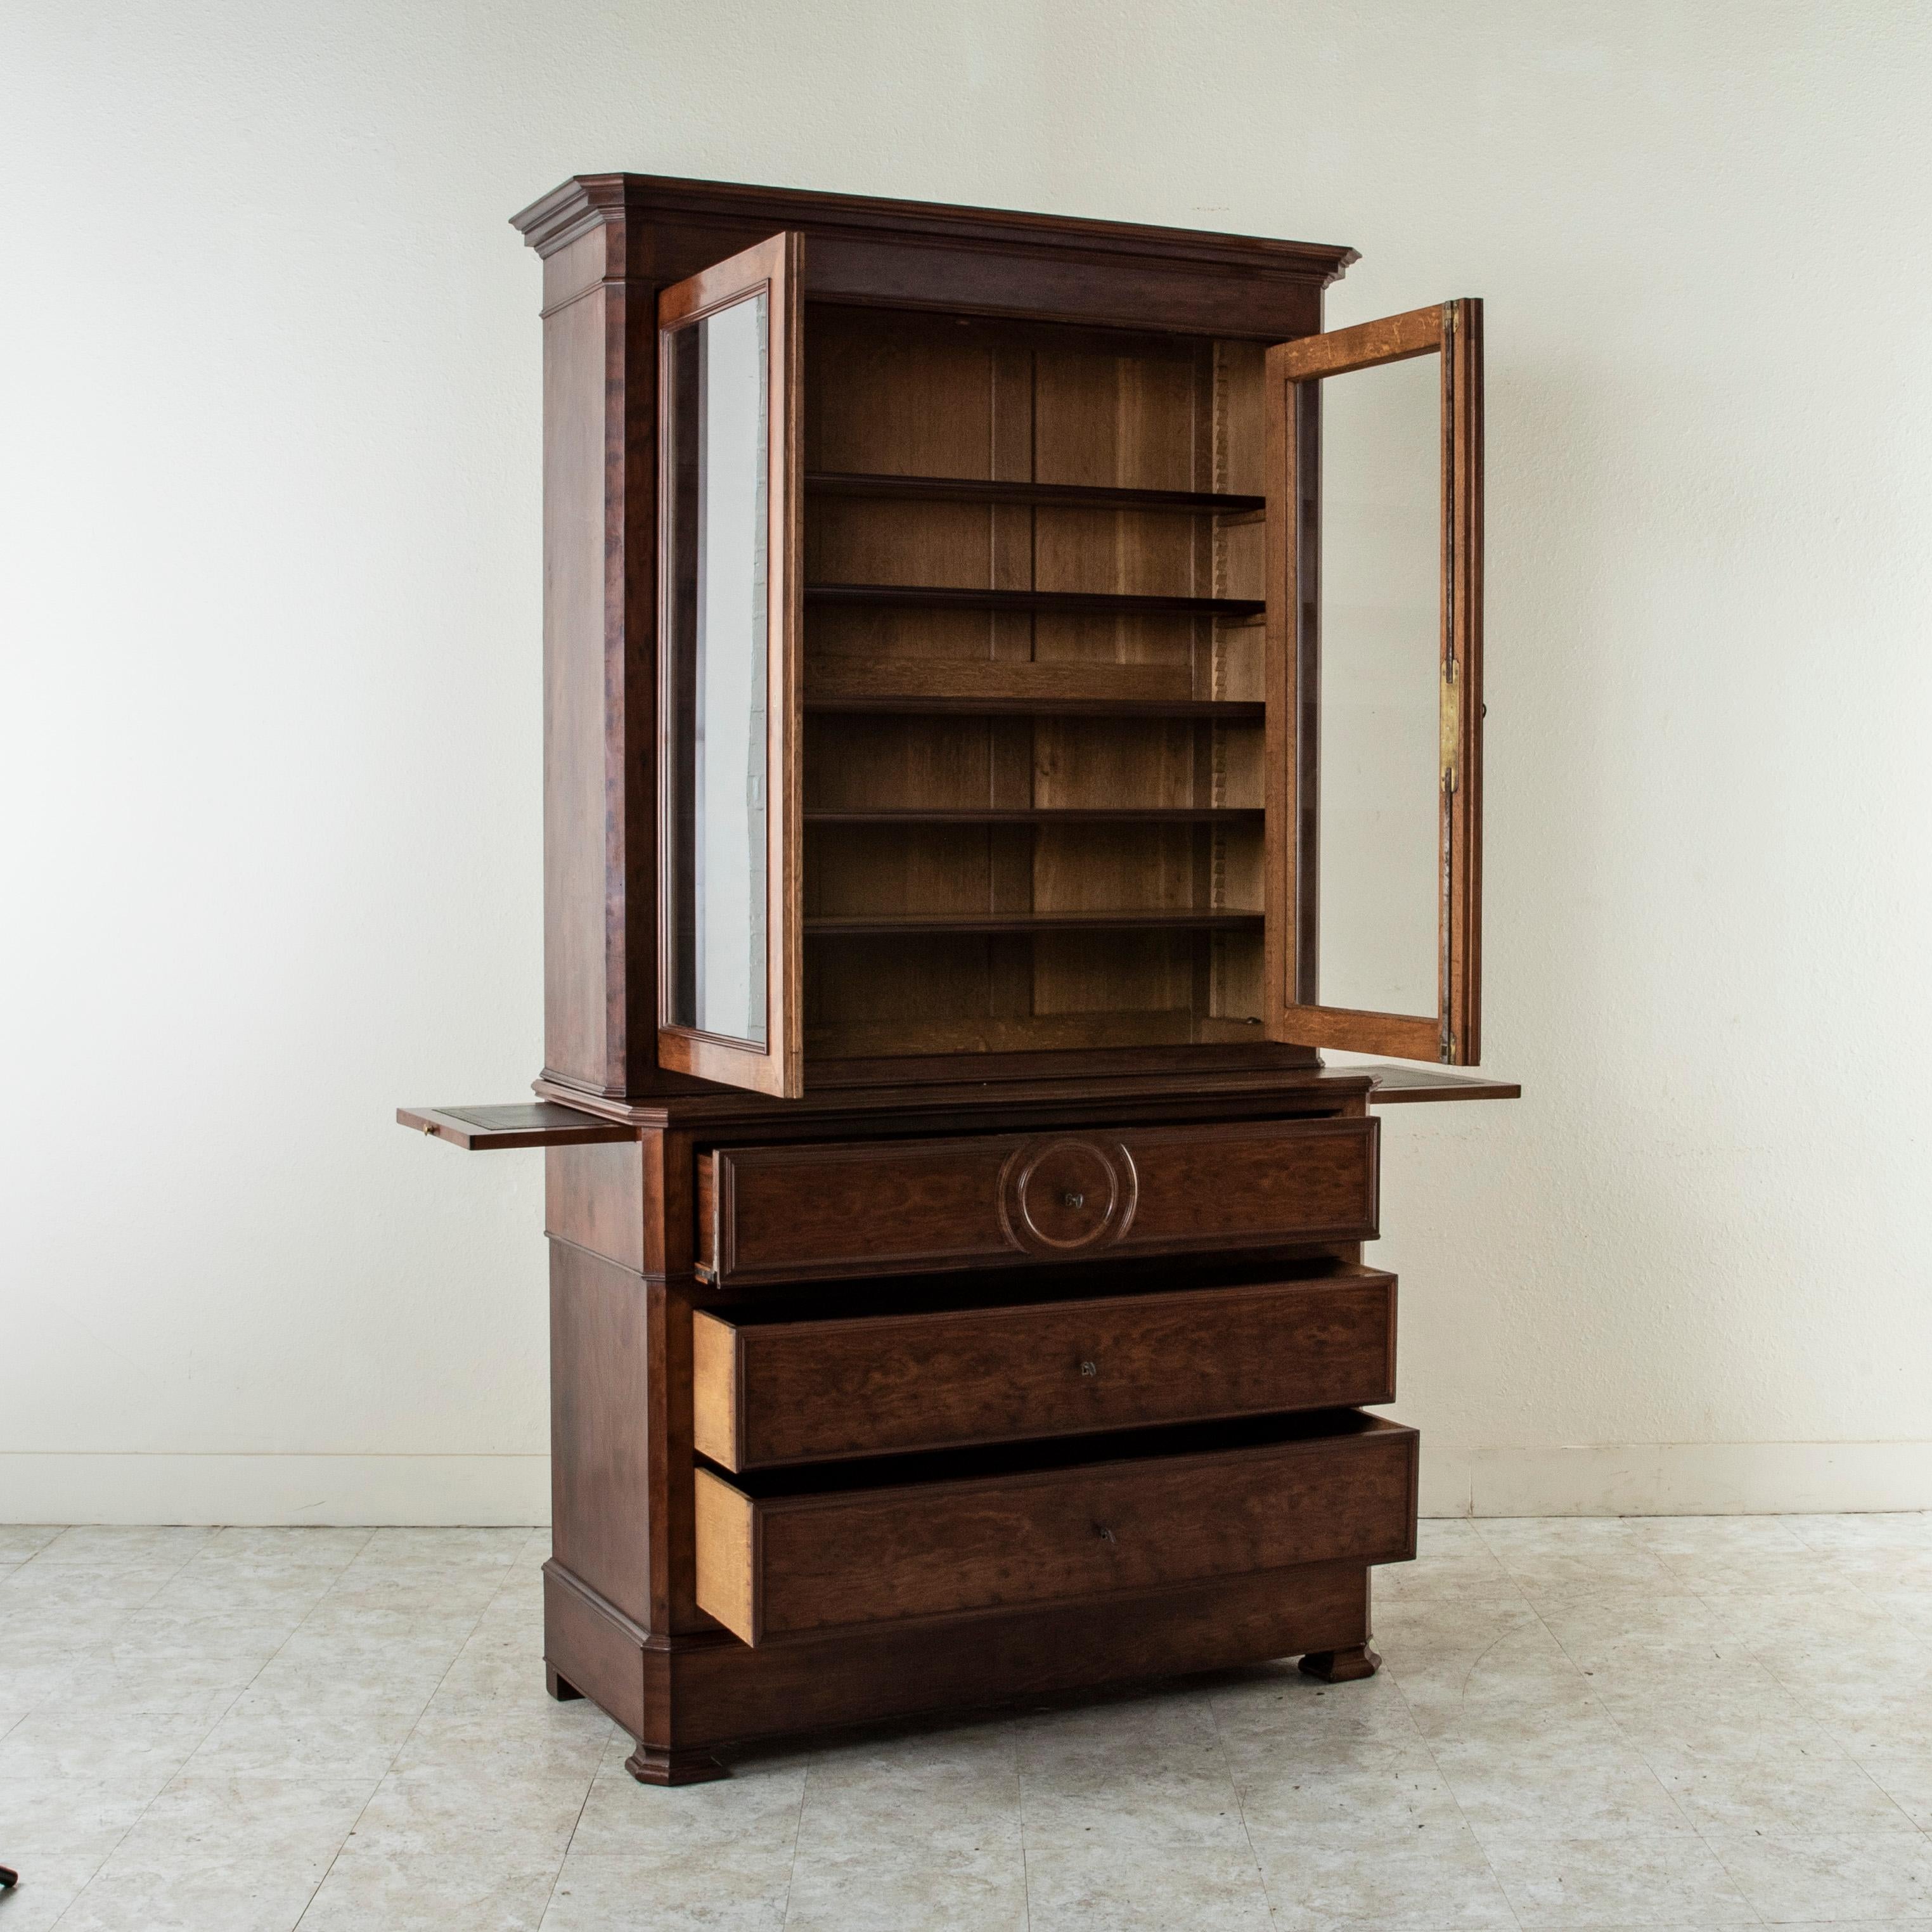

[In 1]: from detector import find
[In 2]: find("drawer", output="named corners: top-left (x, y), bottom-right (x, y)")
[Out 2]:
top-left (695, 1114), bottom-right (1377, 1287)
top-left (694, 1411), bottom-right (1417, 1645)
top-left (692, 1266), bottom-right (1396, 1471)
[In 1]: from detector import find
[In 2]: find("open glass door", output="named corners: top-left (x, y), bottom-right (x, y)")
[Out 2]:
top-left (1264, 300), bottom-right (1483, 1065)
top-left (656, 233), bottom-right (804, 1097)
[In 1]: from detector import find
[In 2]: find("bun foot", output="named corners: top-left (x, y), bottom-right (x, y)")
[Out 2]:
top-left (1299, 1643), bottom-right (1382, 1683)
top-left (546, 1666), bottom-right (584, 1703)
top-left (625, 1745), bottom-right (730, 1786)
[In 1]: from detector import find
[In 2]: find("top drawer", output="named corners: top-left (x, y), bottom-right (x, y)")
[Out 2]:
top-left (695, 1115), bottom-right (1377, 1287)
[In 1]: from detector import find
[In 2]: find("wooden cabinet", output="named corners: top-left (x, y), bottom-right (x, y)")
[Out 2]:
top-left (401, 173), bottom-right (1517, 1786)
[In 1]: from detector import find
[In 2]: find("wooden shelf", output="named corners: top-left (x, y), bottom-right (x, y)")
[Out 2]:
top-left (806, 910), bottom-right (1263, 936)
top-left (807, 696), bottom-right (1264, 721)
top-left (806, 472), bottom-right (1266, 517)
top-left (806, 584), bottom-right (1264, 620)
top-left (805, 808), bottom-right (1263, 825)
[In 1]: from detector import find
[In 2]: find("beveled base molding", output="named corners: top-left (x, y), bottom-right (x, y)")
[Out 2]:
top-left (624, 1744), bottom-right (731, 1786)
top-left (1299, 1642), bottom-right (1382, 1682)
top-left (544, 1552), bottom-right (1381, 1774)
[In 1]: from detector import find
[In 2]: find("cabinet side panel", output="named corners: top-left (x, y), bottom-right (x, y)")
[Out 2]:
top-left (544, 266), bottom-right (619, 1090)
top-left (540, 219), bottom-right (659, 1097)
top-left (548, 1239), bottom-right (651, 1626)
top-left (545, 1142), bottom-right (647, 1273)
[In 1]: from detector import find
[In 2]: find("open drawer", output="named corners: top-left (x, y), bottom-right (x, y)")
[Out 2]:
top-left (696, 1114), bottom-right (1378, 1287)
top-left (693, 1265), bottom-right (1396, 1470)
top-left (693, 1410), bottom-right (1417, 1645)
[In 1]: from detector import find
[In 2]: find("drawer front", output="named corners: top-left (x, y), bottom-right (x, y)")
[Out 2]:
top-left (694, 1414), bottom-right (1417, 1645)
top-left (697, 1115), bottom-right (1377, 1287)
top-left (692, 1268), bottom-right (1396, 1471)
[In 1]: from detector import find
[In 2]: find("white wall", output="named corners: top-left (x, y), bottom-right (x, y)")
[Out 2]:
top-left (5, 0), bottom-right (1931, 1523)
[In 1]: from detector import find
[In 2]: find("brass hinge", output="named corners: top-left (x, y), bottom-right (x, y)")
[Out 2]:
top-left (1441, 657), bottom-right (1460, 794)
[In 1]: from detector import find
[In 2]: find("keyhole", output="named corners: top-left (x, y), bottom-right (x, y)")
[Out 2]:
top-left (1062, 1190), bottom-right (1085, 1210)
top-left (1095, 1524), bottom-right (1116, 1543)
top-left (1078, 1360), bottom-right (1098, 1379)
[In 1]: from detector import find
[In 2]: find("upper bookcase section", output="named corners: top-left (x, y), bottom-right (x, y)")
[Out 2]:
top-left (510, 174), bottom-right (1358, 340)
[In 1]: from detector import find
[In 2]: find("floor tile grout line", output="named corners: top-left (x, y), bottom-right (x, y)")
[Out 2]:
top-left (15, 1520), bottom-right (1932, 1926)
top-left (1446, 1523), bottom-right (1786, 1926)
top-left (1680, 1573), bottom-right (1926, 1824)
top-left (333, 1533), bottom-right (523, 1772)
top-left (534, 1847), bottom-right (575, 1931)
top-left (1514, 1558), bottom-right (1760, 1877)
top-left (1019, 1758), bottom-right (1033, 1932)
top-left (173, 1527), bottom-right (381, 1781)
top-left (1525, 1614), bottom-right (1778, 1928)
top-left (281, 1528), bottom-right (544, 1928)
top-left (42, 1528), bottom-right (387, 1926)
top-left (1374, 1626), bottom-right (1533, 1932)
top-left (1455, 1526), bottom-right (1932, 1928)
top-left (283, 1855), bottom-right (345, 1931)
top-left (540, 1725), bottom-right (605, 1930)
top-left (32, 1530), bottom-right (309, 1921)
top-left (176, 1528), bottom-right (513, 1924)
top-left (776, 1762), bottom-right (811, 1929)
top-left (1202, 1671), bottom-right (1284, 1929)
top-left (1680, 1554), bottom-right (1932, 1781)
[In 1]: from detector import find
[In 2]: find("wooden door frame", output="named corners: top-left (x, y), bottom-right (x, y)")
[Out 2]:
top-left (1264, 299), bottom-right (1483, 1066)
top-left (654, 232), bottom-right (806, 1098)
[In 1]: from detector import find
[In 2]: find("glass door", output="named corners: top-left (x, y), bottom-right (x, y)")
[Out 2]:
top-left (1264, 300), bottom-right (1484, 1064)
top-left (656, 233), bottom-right (804, 1096)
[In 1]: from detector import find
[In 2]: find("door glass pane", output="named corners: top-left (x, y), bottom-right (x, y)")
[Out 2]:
top-left (664, 292), bottom-right (770, 1044)
top-left (1311, 351), bottom-right (1441, 1017)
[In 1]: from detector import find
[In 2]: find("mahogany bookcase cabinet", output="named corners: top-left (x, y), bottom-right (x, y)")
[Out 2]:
top-left (401, 174), bottom-right (1517, 1785)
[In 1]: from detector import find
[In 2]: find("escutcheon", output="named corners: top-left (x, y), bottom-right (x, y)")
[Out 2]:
top-left (996, 1137), bottom-right (1138, 1256)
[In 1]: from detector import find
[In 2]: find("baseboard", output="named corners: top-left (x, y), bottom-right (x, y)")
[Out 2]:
top-left (1419, 1441), bottom-right (1932, 1517)
top-left (0, 1453), bottom-right (551, 1526)
top-left (6, 1443), bottom-right (1931, 1528)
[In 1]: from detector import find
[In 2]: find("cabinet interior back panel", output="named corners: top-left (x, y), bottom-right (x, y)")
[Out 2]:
top-left (802, 306), bottom-right (1268, 1062)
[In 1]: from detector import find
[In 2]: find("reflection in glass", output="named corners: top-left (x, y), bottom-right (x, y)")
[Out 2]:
top-left (664, 292), bottom-right (770, 1045)
top-left (1311, 351), bottom-right (1441, 1018)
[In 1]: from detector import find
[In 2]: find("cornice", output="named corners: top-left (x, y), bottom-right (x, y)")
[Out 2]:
top-left (509, 172), bottom-right (1358, 285)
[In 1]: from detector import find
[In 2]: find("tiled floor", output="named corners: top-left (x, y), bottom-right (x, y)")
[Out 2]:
top-left (4, 1518), bottom-right (1932, 1928)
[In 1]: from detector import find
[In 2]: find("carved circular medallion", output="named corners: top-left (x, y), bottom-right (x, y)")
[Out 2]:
top-left (997, 1137), bottom-right (1139, 1256)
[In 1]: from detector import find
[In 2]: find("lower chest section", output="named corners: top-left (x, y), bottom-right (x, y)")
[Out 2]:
top-left (544, 1100), bottom-right (1414, 1746)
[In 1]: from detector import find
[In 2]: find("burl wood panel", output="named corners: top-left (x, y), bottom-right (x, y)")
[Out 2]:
top-left (691, 1266), bottom-right (1396, 1469)
top-left (695, 1413), bottom-right (1415, 1644)
top-left (697, 1114), bottom-right (1378, 1286)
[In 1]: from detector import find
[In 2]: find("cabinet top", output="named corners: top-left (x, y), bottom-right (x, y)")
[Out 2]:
top-left (509, 172), bottom-right (1358, 286)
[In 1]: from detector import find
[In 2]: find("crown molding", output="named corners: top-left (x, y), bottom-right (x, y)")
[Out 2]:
top-left (509, 172), bottom-right (1358, 287)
